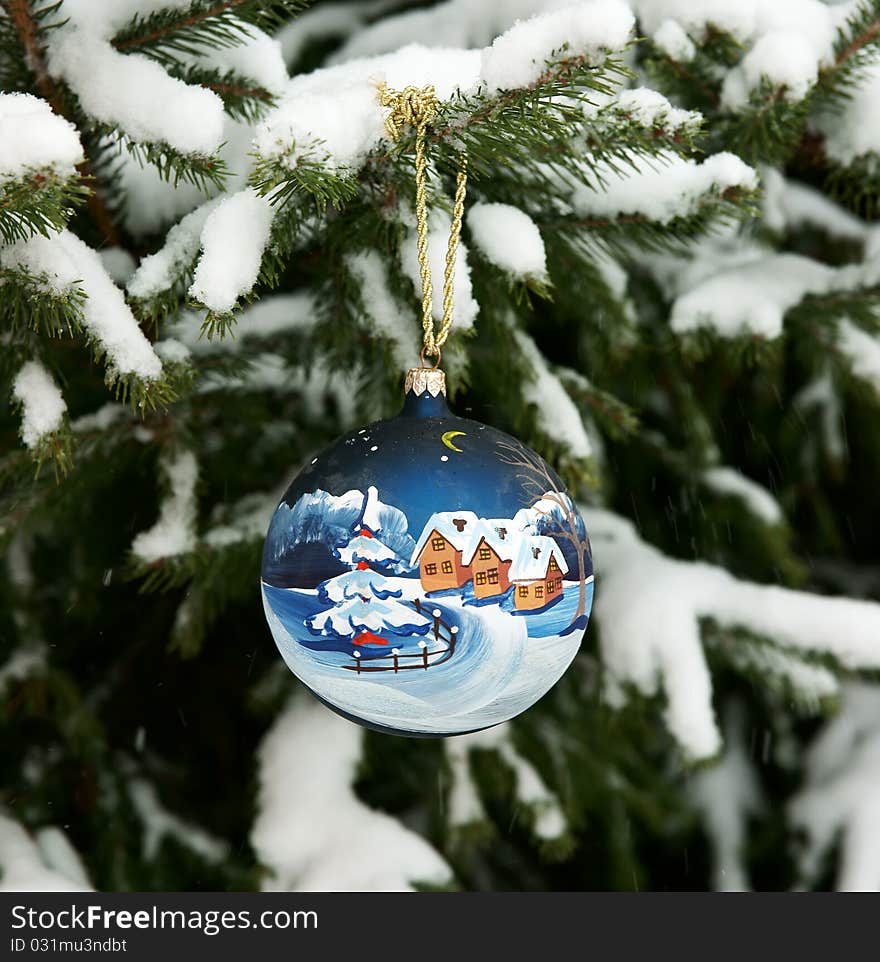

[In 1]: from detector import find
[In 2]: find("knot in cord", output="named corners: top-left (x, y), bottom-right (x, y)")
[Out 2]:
top-left (378, 83), bottom-right (438, 141)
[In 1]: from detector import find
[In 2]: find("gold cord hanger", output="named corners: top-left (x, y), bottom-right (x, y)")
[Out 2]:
top-left (377, 82), bottom-right (468, 369)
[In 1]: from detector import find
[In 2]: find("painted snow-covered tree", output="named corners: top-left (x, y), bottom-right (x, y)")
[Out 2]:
top-left (5, 0), bottom-right (880, 893)
top-left (320, 564), bottom-right (403, 604)
top-left (307, 590), bottom-right (430, 642)
top-left (307, 523), bottom-right (429, 641)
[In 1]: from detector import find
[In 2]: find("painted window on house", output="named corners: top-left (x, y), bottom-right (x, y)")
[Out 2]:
top-left (547, 580), bottom-right (555, 593)
top-left (549, 558), bottom-right (559, 571)
top-left (431, 536), bottom-right (445, 551)
top-left (441, 560), bottom-right (453, 574)
top-left (476, 571), bottom-right (487, 585)
top-left (518, 586), bottom-right (528, 597)
top-left (488, 568), bottom-right (499, 584)
top-left (424, 563), bottom-right (437, 575)
top-left (479, 547), bottom-right (491, 561)
top-left (535, 585), bottom-right (544, 598)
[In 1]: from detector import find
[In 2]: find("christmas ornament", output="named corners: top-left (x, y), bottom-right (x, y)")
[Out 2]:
top-left (261, 85), bottom-right (594, 736)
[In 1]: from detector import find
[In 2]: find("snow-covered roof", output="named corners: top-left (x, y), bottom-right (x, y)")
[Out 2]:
top-left (410, 511), bottom-right (479, 564)
top-left (512, 495), bottom-right (570, 534)
top-left (461, 519), bottom-right (520, 566)
top-left (509, 535), bottom-right (569, 582)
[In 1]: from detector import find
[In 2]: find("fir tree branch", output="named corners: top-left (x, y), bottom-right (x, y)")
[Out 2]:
top-left (2, 0), bottom-right (57, 106)
top-left (113, 1), bottom-right (254, 53)
top-left (0, 263), bottom-right (86, 336)
top-left (108, 131), bottom-right (230, 192)
top-left (816, 0), bottom-right (880, 101)
top-left (716, 81), bottom-right (811, 166)
top-left (834, 10), bottom-right (880, 67)
top-left (542, 184), bottom-right (759, 255)
top-left (429, 54), bottom-right (632, 181)
top-left (111, 0), bottom-right (309, 65)
top-left (18, 423), bottom-right (75, 482)
top-left (1, 0), bottom-right (121, 245)
top-left (164, 63), bottom-right (275, 122)
top-left (0, 168), bottom-right (90, 244)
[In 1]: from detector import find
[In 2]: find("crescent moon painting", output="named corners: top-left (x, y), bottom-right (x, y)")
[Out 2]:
top-left (441, 430), bottom-right (466, 452)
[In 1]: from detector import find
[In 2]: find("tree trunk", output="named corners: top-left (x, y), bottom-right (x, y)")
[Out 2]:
top-left (570, 544), bottom-right (587, 628)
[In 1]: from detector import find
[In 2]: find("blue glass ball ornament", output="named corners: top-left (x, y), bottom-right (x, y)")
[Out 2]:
top-left (261, 368), bottom-right (594, 736)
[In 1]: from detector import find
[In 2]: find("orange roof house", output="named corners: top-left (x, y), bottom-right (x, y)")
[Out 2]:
top-left (410, 511), bottom-right (479, 593)
top-left (509, 536), bottom-right (569, 611)
top-left (461, 520), bottom-right (518, 599)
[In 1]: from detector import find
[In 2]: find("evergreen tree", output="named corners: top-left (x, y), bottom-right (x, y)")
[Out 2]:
top-left (2, 0), bottom-right (880, 892)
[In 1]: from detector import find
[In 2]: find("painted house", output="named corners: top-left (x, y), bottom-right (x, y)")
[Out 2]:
top-left (509, 535), bottom-right (569, 611)
top-left (410, 511), bottom-right (479, 592)
top-left (461, 520), bottom-right (517, 599)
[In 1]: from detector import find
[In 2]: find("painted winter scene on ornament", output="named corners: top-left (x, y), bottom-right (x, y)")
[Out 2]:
top-left (261, 376), bottom-right (593, 736)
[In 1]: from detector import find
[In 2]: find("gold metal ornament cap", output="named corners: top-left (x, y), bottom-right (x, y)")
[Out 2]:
top-left (405, 367), bottom-right (446, 397)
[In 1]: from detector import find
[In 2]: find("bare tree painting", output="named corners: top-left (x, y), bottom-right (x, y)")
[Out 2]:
top-left (496, 438), bottom-right (592, 627)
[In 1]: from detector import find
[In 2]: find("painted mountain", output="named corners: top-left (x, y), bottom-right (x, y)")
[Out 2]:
top-left (262, 485), bottom-right (417, 588)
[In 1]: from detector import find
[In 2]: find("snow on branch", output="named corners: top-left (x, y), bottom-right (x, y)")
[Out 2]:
top-left (636, 0), bottom-right (851, 111)
top-left (689, 704), bottom-right (762, 891)
top-left (332, 0), bottom-right (616, 62)
top-left (632, 1), bottom-right (754, 40)
top-left (479, 0), bottom-right (634, 93)
top-left (0, 93), bottom-right (83, 182)
top-left (128, 779), bottom-right (228, 864)
top-left (701, 466), bottom-right (783, 526)
top-left (446, 725), bottom-right (567, 841)
top-left (718, 3), bottom-right (844, 111)
top-left (346, 250), bottom-right (421, 368)
top-left (709, 629), bottom-right (840, 716)
top-left (670, 250), bottom-right (880, 340)
top-left (180, 19), bottom-right (289, 98)
top-left (602, 86), bottom-right (702, 135)
top-left (514, 327), bottom-right (593, 461)
top-left (252, 698), bottom-right (451, 891)
top-left (253, 46), bottom-right (474, 176)
top-left (11, 360), bottom-right (67, 451)
top-left (255, 0), bottom-right (635, 178)
top-left (761, 167), bottom-right (871, 242)
top-left (131, 449), bottom-right (199, 564)
top-left (279, 0), bottom-right (389, 65)
top-left (815, 63), bottom-right (880, 167)
top-left (45, 14), bottom-right (225, 159)
top-left (202, 490), bottom-right (278, 548)
top-left (467, 203), bottom-right (548, 281)
top-left (188, 187), bottom-right (275, 320)
top-left (0, 815), bottom-right (91, 892)
top-left (1, 231), bottom-right (164, 390)
top-left (650, 18), bottom-right (696, 62)
top-left (127, 198), bottom-right (219, 305)
top-left (0, 648), bottom-right (46, 693)
top-left (0, 93), bottom-right (87, 243)
top-left (791, 683), bottom-right (880, 891)
top-left (837, 319), bottom-right (880, 397)
top-left (570, 150), bottom-right (758, 225)
top-left (590, 508), bottom-right (880, 759)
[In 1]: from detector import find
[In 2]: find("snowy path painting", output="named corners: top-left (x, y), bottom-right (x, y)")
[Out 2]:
top-left (262, 579), bottom-right (593, 735)
top-left (261, 470), bottom-right (594, 735)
